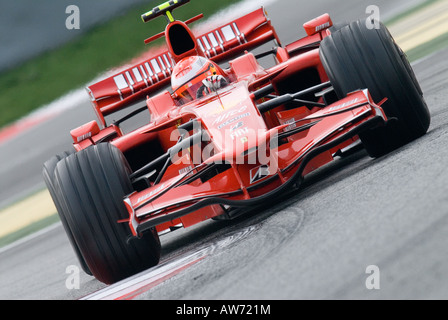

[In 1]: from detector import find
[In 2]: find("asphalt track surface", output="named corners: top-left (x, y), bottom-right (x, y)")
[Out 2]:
top-left (1, 0), bottom-right (447, 300)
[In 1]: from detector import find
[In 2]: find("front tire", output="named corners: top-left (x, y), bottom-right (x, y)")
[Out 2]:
top-left (43, 150), bottom-right (92, 276)
top-left (320, 20), bottom-right (430, 157)
top-left (54, 143), bottom-right (161, 284)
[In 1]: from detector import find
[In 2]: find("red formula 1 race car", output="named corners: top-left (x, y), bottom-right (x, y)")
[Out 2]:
top-left (43, 0), bottom-right (430, 284)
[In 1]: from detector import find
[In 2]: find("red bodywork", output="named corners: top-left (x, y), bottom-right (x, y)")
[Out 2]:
top-left (71, 8), bottom-right (387, 237)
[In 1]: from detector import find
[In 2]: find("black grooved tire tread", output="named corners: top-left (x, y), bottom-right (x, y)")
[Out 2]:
top-left (53, 143), bottom-right (161, 284)
top-left (320, 20), bottom-right (430, 157)
top-left (43, 149), bottom-right (92, 276)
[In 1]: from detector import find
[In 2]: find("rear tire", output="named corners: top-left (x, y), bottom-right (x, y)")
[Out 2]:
top-left (319, 20), bottom-right (430, 157)
top-left (54, 143), bottom-right (161, 284)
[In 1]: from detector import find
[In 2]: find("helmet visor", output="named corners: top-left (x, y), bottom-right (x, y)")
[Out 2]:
top-left (173, 61), bottom-right (218, 104)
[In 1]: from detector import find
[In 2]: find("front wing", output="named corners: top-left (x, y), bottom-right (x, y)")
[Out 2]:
top-left (124, 89), bottom-right (387, 237)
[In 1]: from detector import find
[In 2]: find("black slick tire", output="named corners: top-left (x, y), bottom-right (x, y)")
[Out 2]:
top-left (53, 143), bottom-right (161, 284)
top-left (319, 20), bottom-right (430, 157)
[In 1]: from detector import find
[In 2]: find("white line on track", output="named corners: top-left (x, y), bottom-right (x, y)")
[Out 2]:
top-left (81, 225), bottom-right (258, 300)
top-left (0, 222), bottom-right (62, 255)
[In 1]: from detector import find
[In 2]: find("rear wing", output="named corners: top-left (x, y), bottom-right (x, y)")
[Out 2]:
top-left (86, 7), bottom-right (279, 127)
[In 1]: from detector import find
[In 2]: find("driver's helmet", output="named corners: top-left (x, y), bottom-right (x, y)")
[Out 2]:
top-left (171, 56), bottom-right (227, 104)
